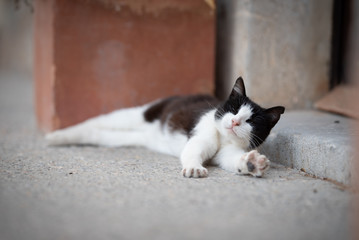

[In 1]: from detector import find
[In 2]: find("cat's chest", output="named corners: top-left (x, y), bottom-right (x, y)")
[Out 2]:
top-left (218, 134), bottom-right (249, 151)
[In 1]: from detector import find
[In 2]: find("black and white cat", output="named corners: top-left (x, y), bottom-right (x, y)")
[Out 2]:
top-left (46, 77), bottom-right (284, 178)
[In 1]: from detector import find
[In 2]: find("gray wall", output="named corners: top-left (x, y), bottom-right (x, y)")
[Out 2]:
top-left (0, 0), bottom-right (33, 74)
top-left (216, 0), bottom-right (333, 109)
top-left (344, 0), bottom-right (359, 84)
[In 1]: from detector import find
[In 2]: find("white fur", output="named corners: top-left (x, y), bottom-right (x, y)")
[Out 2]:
top-left (180, 105), bottom-right (262, 177)
top-left (46, 102), bottom-right (270, 178)
top-left (216, 104), bottom-right (253, 148)
top-left (180, 110), bottom-right (219, 177)
top-left (46, 104), bottom-right (187, 157)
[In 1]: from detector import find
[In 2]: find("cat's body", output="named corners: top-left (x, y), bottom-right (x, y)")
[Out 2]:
top-left (46, 77), bottom-right (285, 178)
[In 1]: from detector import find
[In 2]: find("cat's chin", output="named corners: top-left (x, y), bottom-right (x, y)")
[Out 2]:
top-left (217, 127), bottom-right (250, 148)
top-left (221, 129), bottom-right (240, 140)
top-left (226, 128), bottom-right (236, 136)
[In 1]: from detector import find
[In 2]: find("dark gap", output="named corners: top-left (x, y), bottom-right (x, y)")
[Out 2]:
top-left (215, 0), bottom-right (226, 100)
top-left (330, 0), bottom-right (350, 89)
top-left (215, 0), bottom-right (233, 100)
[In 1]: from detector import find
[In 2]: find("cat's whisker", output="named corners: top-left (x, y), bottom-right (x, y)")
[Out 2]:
top-left (205, 100), bottom-right (219, 109)
top-left (214, 107), bottom-right (225, 118)
top-left (249, 132), bottom-right (271, 156)
top-left (250, 132), bottom-right (262, 145)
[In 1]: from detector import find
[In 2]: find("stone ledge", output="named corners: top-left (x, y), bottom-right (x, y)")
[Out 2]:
top-left (260, 111), bottom-right (355, 185)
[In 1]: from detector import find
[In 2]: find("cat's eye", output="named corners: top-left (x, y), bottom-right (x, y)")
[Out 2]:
top-left (246, 119), bottom-right (253, 123)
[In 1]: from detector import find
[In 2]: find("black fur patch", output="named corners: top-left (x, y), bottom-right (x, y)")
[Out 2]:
top-left (215, 77), bottom-right (285, 149)
top-left (144, 77), bottom-right (285, 148)
top-left (144, 95), bottom-right (220, 137)
top-left (215, 96), bottom-right (284, 149)
top-left (247, 106), bottom-right (284, 148)
top-left (144, 97), bottom-right (180, 123)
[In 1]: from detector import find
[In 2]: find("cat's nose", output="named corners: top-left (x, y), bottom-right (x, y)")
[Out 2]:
top-left (231, 119), bottom-right (241, 127)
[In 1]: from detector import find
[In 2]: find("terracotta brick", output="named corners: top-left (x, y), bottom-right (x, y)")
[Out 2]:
top-left (34, 0), bottom-right (215, 131)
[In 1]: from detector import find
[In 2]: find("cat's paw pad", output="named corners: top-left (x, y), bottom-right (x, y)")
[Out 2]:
top-left (239, 150), bottom-right (270, 177)
top-left (182, 166), bottom-right (208, 178)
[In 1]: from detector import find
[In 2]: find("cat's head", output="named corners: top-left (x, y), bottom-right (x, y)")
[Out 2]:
top-left (214, 77), bottom-right (285, 149)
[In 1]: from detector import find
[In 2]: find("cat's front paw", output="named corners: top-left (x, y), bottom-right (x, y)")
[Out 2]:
top-left (182, 166), bottom-right (208, 178)
top-left (238, 150), bottom-right (270, 177)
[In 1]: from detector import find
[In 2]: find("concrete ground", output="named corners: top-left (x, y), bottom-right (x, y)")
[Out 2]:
top-left (0, 72), bottom-right (355, 240)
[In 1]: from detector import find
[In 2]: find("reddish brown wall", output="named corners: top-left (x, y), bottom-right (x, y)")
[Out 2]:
top-left (34, 0), bottom-right (215, 131)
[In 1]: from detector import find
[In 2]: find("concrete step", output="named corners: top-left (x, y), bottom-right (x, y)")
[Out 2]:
top-left (260, 111), bottom-right (355, 185)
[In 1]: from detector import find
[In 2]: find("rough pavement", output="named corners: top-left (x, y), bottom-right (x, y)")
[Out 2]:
top-left (0, 72), bottom-right (354, 240)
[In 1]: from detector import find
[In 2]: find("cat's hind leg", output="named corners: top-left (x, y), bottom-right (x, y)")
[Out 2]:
top-left (45, 122), bottom-right (93, 146)
top-left (46, 104), bottom-right (149, 146)
top-left (46, 125), bottom-right (147, 147)
top-left (75, 129), bottom-right (147, 147)
top-left (83, 105), bottom-right (148, 131)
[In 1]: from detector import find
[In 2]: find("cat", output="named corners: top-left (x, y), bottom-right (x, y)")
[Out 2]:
top-left (46, 77), bottom-right (285, 178)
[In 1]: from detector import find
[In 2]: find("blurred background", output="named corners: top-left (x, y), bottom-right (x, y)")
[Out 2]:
top-left (1, 0), bottom-right (358, 130)
top-left (0, 0), bottom-right (33, 74)
top-left (1, 1), bottom-right (359, 240)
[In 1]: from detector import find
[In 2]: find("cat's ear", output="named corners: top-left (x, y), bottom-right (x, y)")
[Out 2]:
top-left (265, 106), bottom-right (285, 127)
top-left (230, 77), bottom-right (246, 98)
